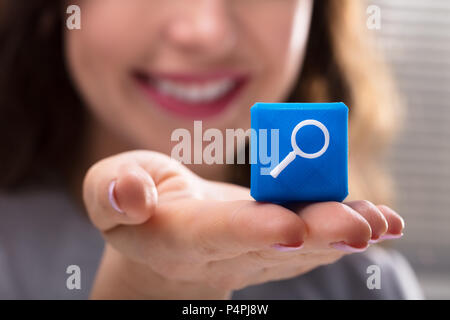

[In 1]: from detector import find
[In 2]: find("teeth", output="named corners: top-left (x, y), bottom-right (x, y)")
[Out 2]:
top-left (154, 78), bottom-right (235, 103)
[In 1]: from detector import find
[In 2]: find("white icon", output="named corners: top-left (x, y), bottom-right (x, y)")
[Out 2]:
top-left (270, 119), bottom-right (330, 179)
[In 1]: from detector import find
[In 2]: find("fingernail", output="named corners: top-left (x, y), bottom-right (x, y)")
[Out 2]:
top-left (147, 185), bottom-right (158, 205)
top-left (368, 235), bottom-right (383, 244)
top-left (379, 233), bottom-right (403, 240)
top-left (369, 232), bottom-right (404, 244)
top-left (330, 241), bottom-right (368, 253)
top-left (271, 242), bottom-right (304, 252)
top-left (108, 180), bottom-right (124, 214)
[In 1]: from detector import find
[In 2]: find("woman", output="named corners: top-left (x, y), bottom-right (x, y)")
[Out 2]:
top-left (0, 0), bottom-right (422, 299)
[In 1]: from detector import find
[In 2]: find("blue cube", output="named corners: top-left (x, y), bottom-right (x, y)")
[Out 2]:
top-left (250, 102), bottom-right (348, 203)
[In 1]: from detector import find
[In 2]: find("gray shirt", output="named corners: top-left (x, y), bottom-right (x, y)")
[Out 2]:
top-left (0, 185), bottom-right (424, 300)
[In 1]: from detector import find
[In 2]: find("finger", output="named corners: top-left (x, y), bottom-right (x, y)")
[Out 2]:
top-left (376, 205), bottom-right (405, 239)
top-left (83, 156), bottom-right (157, 231)
top-left (169, 199), bottom-right (307, 257)
top-left (113, 163), bottom-right (158, 221)
top-left (345, 200), bottom-right (388, 241)
top-left (203, 241), bottom-right (343, 290)
top-left (206, 201), bottom-right (383, 269)
top-left (106, 199), bottom-right (307, 264)
top-left (194, 200), bottom-right (307, 254)
top-left (296, 202), bottom-right (372, 250)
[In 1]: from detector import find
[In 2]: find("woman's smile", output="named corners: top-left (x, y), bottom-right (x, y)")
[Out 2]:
top-left (133, 70), bottom-right (249, 118)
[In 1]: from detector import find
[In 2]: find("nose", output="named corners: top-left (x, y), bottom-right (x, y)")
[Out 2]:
top-left (164, 0), bottom-right (237, 59)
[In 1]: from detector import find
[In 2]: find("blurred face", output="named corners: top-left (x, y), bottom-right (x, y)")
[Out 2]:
top-left (65, 0), bottom-right (313, 168)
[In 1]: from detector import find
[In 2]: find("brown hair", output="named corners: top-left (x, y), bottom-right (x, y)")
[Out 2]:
top-left (0, 0), bottom-right (399, 204)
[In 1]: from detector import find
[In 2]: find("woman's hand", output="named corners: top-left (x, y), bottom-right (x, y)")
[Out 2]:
top-left (83, 150), bottom-right (404, 299)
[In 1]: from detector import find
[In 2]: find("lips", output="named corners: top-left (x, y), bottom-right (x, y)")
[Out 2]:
top-left (133, 71), bottom-right (248, 118)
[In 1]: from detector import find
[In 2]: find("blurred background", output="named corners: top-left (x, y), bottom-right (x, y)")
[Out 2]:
top-left (368, 0), bottom-right (450, 299)
top-left (0, 0), bottom-right (448, 300)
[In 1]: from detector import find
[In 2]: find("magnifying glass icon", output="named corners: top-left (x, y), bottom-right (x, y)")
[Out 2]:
top-left (270, 119), bottom-right (330, 179)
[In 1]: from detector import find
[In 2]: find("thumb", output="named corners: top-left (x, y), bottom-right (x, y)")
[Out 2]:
top-left (83, 151), bottom-right (167, 232)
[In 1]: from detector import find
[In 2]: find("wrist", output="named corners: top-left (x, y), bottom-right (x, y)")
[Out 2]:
top-left (91, 245), bottom-right (231, 300)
